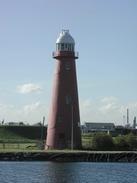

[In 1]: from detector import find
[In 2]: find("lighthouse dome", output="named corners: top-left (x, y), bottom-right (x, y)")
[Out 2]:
top-left (56, 30), bottom-right (75, 51)
top-left (56, 30), bottom-right (75, 44)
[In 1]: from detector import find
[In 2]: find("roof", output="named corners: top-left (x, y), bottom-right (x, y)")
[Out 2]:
top-left (84, 122), bottom-right (115, 128)
top-left (56, 30), bottom-right (75, 44)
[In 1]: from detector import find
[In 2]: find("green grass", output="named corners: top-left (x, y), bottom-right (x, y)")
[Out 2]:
top-left (0, 126), bottom-right (44, 151)
top-left (0, 127), bottom-right (41, 150)
top-left (82, 135), bottom-right (92, 149)
top-left (0, 128), bottom-right (92, 151)
top-left (0, 127), bottom-right (28, 140)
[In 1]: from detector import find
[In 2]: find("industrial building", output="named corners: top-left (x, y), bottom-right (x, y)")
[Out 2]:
top-left (81, 122), bottom-right (115, 133)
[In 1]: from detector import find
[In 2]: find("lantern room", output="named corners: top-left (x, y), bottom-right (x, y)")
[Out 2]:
top-left (56, 30), bottom-right (75, 52)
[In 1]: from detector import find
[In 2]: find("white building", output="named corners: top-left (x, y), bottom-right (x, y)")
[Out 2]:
top-left (81, 122), bottom-right (115, 133)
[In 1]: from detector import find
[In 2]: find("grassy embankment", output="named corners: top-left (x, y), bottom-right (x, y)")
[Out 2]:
top-left (0, 126), bottom-right (91, 151)
top-left (0, 127), bottom-right (41, 151)
top-left (1, 126), bottom-right (136, 152)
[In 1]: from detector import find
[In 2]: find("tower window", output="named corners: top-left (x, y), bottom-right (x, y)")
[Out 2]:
top-left (70, 45), bottom-right (72, 51)
top-left (66, 95), bottom-right (72, 105)
top-left (65, 63), bottom-right (71, 70)
top-left (56, 43), bottom-right (61, 51)
top-left (72, 45), bottom-right (74, 51)
top-left (59, 44), bottom-right (61, 50)
top-left (64, 44), bottom-right (68, 51)
top-left (61, 44), bottom-right (64, 50)
top-left (68, 44), bottom-right (71, 51)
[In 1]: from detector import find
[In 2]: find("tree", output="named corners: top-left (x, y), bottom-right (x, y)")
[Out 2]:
top-left (125, 133), bottom-right (137, 150)
top-left (114, 136), bottom-right (129, 151)
top-left (92, 133), bottom-right (114, 151)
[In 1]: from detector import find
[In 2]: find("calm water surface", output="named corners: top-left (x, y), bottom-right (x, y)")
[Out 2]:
top-left (0, 162), bottom-right (137, 183)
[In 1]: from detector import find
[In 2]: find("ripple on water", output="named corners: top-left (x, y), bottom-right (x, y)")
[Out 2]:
top-left (0, 162), bottom-right (137, 183)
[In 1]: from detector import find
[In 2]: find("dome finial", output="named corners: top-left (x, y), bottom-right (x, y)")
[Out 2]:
top-left (56, 30), bottom-right (75, 44)
top-left (62, 29), bottom-right (69, 34)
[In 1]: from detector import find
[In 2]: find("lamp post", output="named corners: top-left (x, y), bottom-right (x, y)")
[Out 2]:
top-left (71, 105), bottom-right (74, 150)
top-left (40, 116), bottom-right (45, 148)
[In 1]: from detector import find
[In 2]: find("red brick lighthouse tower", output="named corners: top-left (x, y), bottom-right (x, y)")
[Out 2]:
top-left (46, 30), bottom-right (81, 149)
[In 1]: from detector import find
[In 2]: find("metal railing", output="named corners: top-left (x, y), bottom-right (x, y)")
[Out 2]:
top-left (52, 51), bottom-right (79, 58)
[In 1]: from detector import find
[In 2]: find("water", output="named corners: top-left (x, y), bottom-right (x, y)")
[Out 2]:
top-left (0, 162), bottom-right (137, 183)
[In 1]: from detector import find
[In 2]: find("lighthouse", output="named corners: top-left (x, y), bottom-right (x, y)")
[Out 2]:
top-left (46, 30), bottom-right (81, 149)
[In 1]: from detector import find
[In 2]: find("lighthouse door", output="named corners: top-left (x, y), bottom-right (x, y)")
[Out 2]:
top-left (58, 133), bottom-right (65, 148)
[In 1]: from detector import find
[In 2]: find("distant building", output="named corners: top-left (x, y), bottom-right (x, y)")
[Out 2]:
top-left (33, 122), bottom-right (43, 126)
top-left (6, 122), bottom-right (25, 126)
top-left (115, 125), bottom-right (124, 129)
top-left (81, 122), bottom-right (115, 133)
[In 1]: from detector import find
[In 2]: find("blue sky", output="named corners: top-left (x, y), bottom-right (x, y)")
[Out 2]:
top-left (0, 0), bottom-right (137, 125)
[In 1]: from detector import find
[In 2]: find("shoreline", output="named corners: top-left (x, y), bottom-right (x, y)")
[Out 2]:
top-left (0, 151), bottom-right (137, 162)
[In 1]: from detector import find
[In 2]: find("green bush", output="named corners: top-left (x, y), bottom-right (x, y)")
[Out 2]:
top-left (92, 133), bottom-right (114, 151)
top-left (114, 133), bottom-right (137, 151)
top-left (114, 136), bottom-right (129, 151)
top-left (125, 133), bottom-right (137, 150)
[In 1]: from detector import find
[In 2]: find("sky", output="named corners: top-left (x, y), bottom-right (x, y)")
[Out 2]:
top-left (0, 0), bottom-right (137, 125)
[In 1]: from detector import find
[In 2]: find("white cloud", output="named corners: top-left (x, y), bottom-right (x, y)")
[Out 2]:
top-left (80, 96), bottom-right (137, 125)
top-left (80, 99), bottom-right (92, 109)
top-left (80, 99), bottom-right (99, 123)
top-left (0, 102), bottom-right (48, 124)
top-left (0, 104), bottom-right (21, 122)
top-left (23, 102), bottom-right (41, 114)
top-left (101, 96), bottom-right (118, 104)
top-left (99, 96), bottom-right (119, 114)
top-left (0, 96), bottom-right (137, 126)
top-left (17, 83), bottom-right (42, 94)
top-left (22, 102), bottom-right (48, 123)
